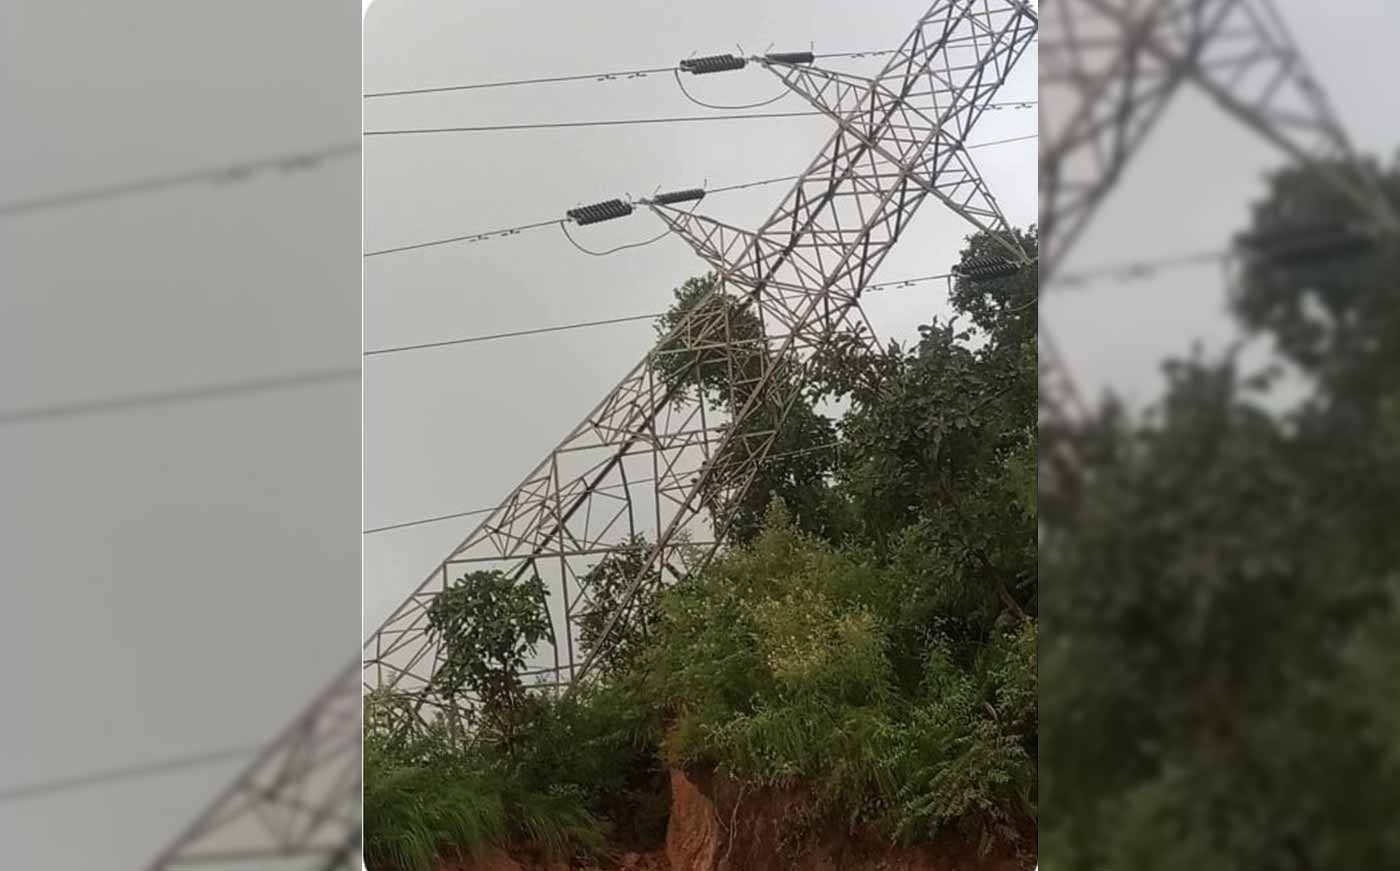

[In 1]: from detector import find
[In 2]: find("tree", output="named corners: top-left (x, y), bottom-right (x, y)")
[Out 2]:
top-left (632, 229), bottom-right (1043, 854)
top-left (426, 569), bottom-right (551, 750)
top-left (835, 229), bottom-right (1038, 626)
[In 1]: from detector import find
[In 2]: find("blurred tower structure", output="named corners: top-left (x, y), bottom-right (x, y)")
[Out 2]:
top-left (1037, 0), bottom-right (1398, 424)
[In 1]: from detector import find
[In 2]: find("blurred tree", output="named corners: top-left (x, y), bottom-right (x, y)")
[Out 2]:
top-left (1040, 159), bottom-right (1400, 868)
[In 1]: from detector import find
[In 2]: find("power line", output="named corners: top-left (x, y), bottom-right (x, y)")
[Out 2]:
top-left (706, 173), bottom-right (802, 194)
top-left (966, 132), bottom-right (1039, 149)
top-left (559, 221), bottom-right (675, 257)
top-left (365, 218), bottom-right (563, 257)
top-left (365, 109), bottom-right (850, 136)
top-left (363, 269), bottom-right (963, 359)
top-left (0, 142), bottom-right (359, 219)
top-left (364, 312), bottom-right (661, 357)
top-left (364, 66), bottom-right (676, 98)
top-left (361, 42), bottom-right (1029, 99)
top-left (365, 176), bottom-right (797, 258)
top-left (0, 744), bottom-right (260, 805)
top-left (0, 366), bottom-right (358, 427)
top-left (672, 69), bottom-right (791, 110)
top-left (363, 107), bottom-right (1035, 137)
top-left (364, 133), bottom-right (1036, 259)
top-left (363, 506), bottom-right (497, 535)
top-left (1049, 249), bottom-right (1230, 288)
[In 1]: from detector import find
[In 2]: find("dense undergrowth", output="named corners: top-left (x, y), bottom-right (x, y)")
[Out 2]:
top-left (364, 229), bottom-right (1039, 871)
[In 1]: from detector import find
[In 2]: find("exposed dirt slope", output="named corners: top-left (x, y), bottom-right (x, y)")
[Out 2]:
top-left (666, 769), bottom-right (1033, 871)
top-left (439, 769), bottom-right (1033, 871)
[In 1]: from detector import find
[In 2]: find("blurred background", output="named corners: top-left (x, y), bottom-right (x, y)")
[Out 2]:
top-left (0, 0), bottom-right (359, 867)
top-left (1038, 1), bottom-right (1400, 867)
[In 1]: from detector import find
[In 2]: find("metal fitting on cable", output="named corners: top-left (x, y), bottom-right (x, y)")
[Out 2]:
top-left (955, 255), bottom-right (1022, 280)
top-left (678, 54), bottom-right (747, 74)
top-left (763, 51), bottom-right (815, 65)
top-left (648, 188), bottom-right (706, 206)
top-left (566, 199), bottom-right (634, 225)
top-left (1235, 219), bottom-right (1377, 266)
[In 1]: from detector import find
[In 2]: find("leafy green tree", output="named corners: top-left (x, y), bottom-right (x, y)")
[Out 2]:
top-left (426, 569), bottom-right (551, 749)
top-left (830, 229), bottom-right (1038, 694)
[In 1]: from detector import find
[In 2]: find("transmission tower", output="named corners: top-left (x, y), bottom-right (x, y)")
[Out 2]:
top-left (365, 0), bottom-right (1035, 709)
top-left (149, 3), bottom-right (1037, 867)
top-left (1037, 0), bottom-right (1399, 425)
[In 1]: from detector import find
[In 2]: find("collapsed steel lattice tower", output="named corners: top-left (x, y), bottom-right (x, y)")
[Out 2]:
top-left (148, 2), bottom-right (1037, 867)
top-left (364, 0), bottom-right (1036, 709)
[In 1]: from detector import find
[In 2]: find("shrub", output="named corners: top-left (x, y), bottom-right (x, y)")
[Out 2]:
top-left (641, 502), bottom-right (1037, 847)
top-left (363, 692), bottom-right (607, 870)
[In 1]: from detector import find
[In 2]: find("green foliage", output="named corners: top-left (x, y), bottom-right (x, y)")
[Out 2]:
top-left (641, 503), bottom-right (1035, 847)
top-left (363, 731), bottom-right (507, 871)
top-left (426, 569), bottom-right (550, 738)
top-left (509, 684), bottom-right (670, 844)
top-left (364, 689), bottom-right (648, 871)
top-left (887, 621), bottom-right (1036, 846)
top-left (835, 229), bottom-right (1038, 620)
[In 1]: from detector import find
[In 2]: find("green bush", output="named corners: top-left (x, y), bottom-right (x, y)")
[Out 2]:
top-left (363, 737), bottom-right (506, 871)
top-left (640, 502), bottom-right (1036, 847)
top-left (362, 693), bottom-right (608, 871)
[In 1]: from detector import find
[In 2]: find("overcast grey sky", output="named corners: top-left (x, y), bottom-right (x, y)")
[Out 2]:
top-left (1, 0), bottom-right (358, 867)
top-left (362, 0), bottom-right (1039, 635)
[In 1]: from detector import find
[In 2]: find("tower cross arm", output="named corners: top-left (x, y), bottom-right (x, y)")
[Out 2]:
top-left (752, 1), bottom-right (1038, 263)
